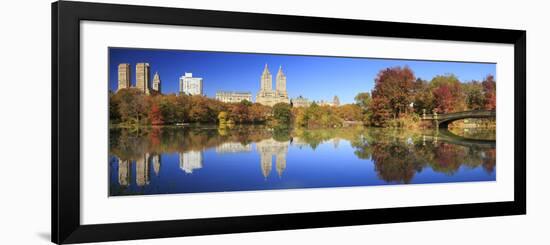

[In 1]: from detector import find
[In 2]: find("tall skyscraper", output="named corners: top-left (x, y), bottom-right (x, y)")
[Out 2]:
top-left (179, 73), bottom-right (203, 96)
top-left (117, 63), bottom-right (130, 91)
top-left (152, 71), bottom-right (161, 93)
top-left (136, 63), bottom-right (150, 94)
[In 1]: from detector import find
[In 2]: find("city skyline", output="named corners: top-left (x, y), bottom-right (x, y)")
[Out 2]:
top-left (109, 47), bottom-right (496, 104)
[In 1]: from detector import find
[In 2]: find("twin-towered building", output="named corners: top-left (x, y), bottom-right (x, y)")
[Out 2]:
top-left (255, 64), bottom-right (290, 106)
top-left (214, 64), bottom-right (289, 106)
top-left (117, 63), bottom-right (161, 94)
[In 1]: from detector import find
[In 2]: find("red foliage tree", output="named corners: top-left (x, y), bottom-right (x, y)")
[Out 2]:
top-left (482, 75), bottom-right (496, 110)
top-left (430, 75), bottom-right (465, 113)
top-left (149, 102), bottom-right (163, 125)
top-left (432, 85), bottom-right (454, 113)
top-left (229, 103), bottom-right (250, 123)
top-left (370, 66), bottom-right (415, 126)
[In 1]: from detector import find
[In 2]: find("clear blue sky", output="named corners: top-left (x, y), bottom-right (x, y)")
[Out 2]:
top-left (109, 47), bottom-right (495, 104)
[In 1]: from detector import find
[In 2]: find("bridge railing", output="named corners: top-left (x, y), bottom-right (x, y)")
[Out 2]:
top-left (422, 110), bottom-right (496, 120)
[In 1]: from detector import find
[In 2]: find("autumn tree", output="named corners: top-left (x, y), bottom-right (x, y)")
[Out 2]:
top-left (217, 111), bottom-right (228, 124)
top-left (149, 101), bottom-right (163, 125)
top-left (462, 81), bottom-right (484, 110)
top-left (187, 95), bottom-right (224, 122)
top-left (430, 74), bottom-right (465, 113)
top-left (228, 101), bottom-right (250, 123)
top-left (109, 91), bottom-right (121, 124)
top-left (482, 75), bottom-right (496, 110)
top-left (158, 95), bottom-right (177, 124)
top-left (116, 88), bottom-right (149, 125)
top-left (294, 103), bottom-right (343, 128)
top-left (174, 94), bottom-right (191, 123)
top-left (369, 66), bottom-right (415, 126)
top-left (248, 103), bottom-right (271, 123)
top-left (335, 104), bottom-right (363, 121)
top-left (412, 78), bottom-right (434, 114)
top-left (432, 85), bottom-right (454, 113)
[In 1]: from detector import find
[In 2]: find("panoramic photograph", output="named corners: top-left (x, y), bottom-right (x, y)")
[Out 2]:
top-left (108, 47), bottom-right (497, 196)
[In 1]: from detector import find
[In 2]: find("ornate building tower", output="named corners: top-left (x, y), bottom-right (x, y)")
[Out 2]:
top-left (256, 64), bottom-right (290, 106)
top-left (152, 71), bottom-right (161, 93)
top-left (276, 153), bottom-right (286, 178)
top-left (275, 66), bottom-right (287, 98)
top-left (117, 63), bottom-right (130, 91)
top-left (260, 64), bottom-right (272, 92)
top-left (135, 63), bottom-right (150, 94)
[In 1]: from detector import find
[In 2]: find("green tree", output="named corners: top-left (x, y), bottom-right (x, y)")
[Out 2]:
top-left (354, 92), bottom-right (371, 111)
top-left (240, 100), bottom-right (253, 106)
top-left (272, 102), bottom-right (292, 125)
top-left (462, 81), bottom-right (484, 110)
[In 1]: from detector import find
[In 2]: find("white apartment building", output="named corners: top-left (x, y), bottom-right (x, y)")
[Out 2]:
top-left (179, 73), bottom-right (203, 96)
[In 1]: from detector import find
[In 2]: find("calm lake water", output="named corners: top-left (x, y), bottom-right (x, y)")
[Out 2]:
top-left (108, 125), bottom-right (496, 196)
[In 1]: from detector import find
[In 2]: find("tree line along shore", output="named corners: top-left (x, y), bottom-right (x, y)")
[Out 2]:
top-left (109, 66), bottom-right (496, 129)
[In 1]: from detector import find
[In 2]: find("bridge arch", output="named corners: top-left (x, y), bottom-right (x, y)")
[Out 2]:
top-left (422, 110), bottom-right (496, 129)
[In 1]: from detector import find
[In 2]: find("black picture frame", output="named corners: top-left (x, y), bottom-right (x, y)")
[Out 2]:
top-left (52, 1), bottom-right (526, 244)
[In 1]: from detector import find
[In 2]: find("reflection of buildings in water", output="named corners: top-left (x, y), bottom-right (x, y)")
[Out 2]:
top-left (256, 139), bottom-right (289, 178)
top-left (275, 153), bottom-right (286, 177)
top-left (117, 158), bottom-right (130, 186)
top-left (215, 142), bottom-right (252, 154)
top-left (260, 152), bottom-right (272, 179)
top-left (136, 153), bottom-right (150, 186)
top-left (179, 151), bottom-right (203, 174)
top-left (116, 153), bottom-right (160, 187)
top-left (332, 138), bottom-right (340, 149)
top-left (151, 154), bottom-right (161, 176)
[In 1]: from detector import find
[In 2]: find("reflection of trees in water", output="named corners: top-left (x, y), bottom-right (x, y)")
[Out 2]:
top-left (351, 128), bottom-right (496, 183)
top-left (109, 126), bottom-right (496, 186)
top-left (371, 141), bottom-right (424, 183)
top-left (109, 125), bottom-right (273, 160)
